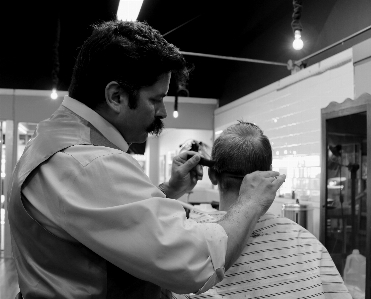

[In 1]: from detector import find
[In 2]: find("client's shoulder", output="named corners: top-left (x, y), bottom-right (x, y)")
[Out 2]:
top-left (253, 212), bottom-right (319, 240)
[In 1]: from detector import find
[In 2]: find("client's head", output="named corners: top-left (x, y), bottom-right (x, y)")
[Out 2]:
top-left (209, 121), bottom-right (272, 210)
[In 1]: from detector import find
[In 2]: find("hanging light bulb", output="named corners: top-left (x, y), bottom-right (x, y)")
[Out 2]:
top-left (50, 88), bottom-right (58, 100)
top-left (173, 94), bottom-right (178, 118)
top-left (293, 30), bottom-right (304, 50)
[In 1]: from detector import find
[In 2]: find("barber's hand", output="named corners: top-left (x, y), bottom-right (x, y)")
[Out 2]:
top-left (162, 151), bottom-right (203, 199)
top-left (238, 171), bottom-right (286, 216)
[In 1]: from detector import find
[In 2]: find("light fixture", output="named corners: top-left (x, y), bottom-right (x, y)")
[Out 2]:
top-left (293, 30), bottom-right (304, 50)
top-left (50, 88), bottom-right (58, 100)
top-left (327, 177), bottom-right (346, 189)
top-left (173, 95), bottom-right (178, 118)
top-left (51, 15), bottom-right (60, 101)
top-left (117, 0), bottom-right (144, 21)
top-left (173, 86), bottom-right (188, 119)
top-left (291, 0), bottom-right (303, 50)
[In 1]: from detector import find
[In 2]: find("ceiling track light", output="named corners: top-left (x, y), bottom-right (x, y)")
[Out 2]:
top-left (117, 0), bottom-right (144, 21)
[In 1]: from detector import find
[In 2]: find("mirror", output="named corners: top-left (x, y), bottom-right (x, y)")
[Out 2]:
top-left (326, 113), bottom-right (366, 269)
top-left (321, 94), bottom-right (371, 298)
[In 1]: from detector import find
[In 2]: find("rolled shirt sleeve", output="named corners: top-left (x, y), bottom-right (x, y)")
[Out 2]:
top-left (193, 223), bottom-right (226, 294)
top-left (22, 145), bottom-right (228, 294)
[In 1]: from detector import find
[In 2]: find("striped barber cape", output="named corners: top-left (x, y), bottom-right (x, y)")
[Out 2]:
top-left (174, 211), bottom-right (351, 299)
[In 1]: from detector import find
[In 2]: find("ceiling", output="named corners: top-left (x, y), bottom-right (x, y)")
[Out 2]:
top-left (1, 0), bottom-right (369, 106)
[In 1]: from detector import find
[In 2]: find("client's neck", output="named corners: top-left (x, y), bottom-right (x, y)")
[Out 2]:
top-left (218, 189), bottom-right (240, 211)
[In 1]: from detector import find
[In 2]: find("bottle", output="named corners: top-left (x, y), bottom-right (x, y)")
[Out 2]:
top-left (343, 249), bottom-right (366, 296)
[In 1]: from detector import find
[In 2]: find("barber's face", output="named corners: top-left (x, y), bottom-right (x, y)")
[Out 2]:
top-left (120, 73), bottom-right (170, 144)
top-left (145, 112), bottom-right (164, 137)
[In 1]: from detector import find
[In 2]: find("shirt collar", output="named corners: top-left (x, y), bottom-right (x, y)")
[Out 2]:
top-left (62, 95), bottom-right (129, 152)
top-left (210, 211), bottom-right (227, 221)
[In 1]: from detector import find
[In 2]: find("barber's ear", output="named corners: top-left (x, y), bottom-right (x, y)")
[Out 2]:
top-left (208, 168), bottom-right (218, 186)
top-left (105, 81), bottom-right (128, 113)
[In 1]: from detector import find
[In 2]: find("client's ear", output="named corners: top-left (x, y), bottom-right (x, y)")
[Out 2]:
top-left (208, 168), bottom-right (218, 186)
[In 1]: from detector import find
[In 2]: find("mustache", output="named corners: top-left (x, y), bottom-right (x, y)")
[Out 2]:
top-left (146, 117), bottom-right (164, 136)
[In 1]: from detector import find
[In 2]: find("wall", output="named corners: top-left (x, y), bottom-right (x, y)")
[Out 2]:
top-left (353, 38), bottom-right (371, 97)
top-left (163, 96), bottom-right (217, 130)
top-left (0, 89), bottom-right (65, 123)
top-left (214, 49), bottom-right (354, 238)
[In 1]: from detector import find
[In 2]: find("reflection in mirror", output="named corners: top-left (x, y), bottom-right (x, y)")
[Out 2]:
top-left (0, 121), bottom-right (6, 250)
top-left (17, 122), bottom-right (37, 161)
top-left (325, 112), bottom-right (367, 295)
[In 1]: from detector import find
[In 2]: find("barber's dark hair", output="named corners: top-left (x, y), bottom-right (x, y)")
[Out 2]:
top-left (68, 20), bottom-right (190, 110)
top-left (211, 121), bottom-right (272, 190)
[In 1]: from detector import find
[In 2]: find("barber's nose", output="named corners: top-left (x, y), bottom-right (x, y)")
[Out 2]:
top-left (157, 102), bottom-right (167, 119)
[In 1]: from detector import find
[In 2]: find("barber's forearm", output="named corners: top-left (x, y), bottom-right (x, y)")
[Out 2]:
top-left (158, 182), bottom-right (185, 199)
top-left (217, 198), bottom-right (263, 271)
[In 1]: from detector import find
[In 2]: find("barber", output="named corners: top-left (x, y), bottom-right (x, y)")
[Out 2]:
top-left (8, 20), bottom-right (285, 298)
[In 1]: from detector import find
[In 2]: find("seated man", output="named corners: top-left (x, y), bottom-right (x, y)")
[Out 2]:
top-left (175, 121), bottom-right (351, 299)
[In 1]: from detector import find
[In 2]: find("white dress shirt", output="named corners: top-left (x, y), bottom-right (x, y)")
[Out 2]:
top-left (21, 96), bottom-right (228, 294)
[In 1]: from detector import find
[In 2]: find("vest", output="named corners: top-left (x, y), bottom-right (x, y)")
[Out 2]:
top-left (8, 106), bottom-right (165, 298)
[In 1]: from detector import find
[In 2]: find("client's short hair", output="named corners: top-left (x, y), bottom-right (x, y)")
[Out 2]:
top-left (211, 121), bottom-right (272, 190)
